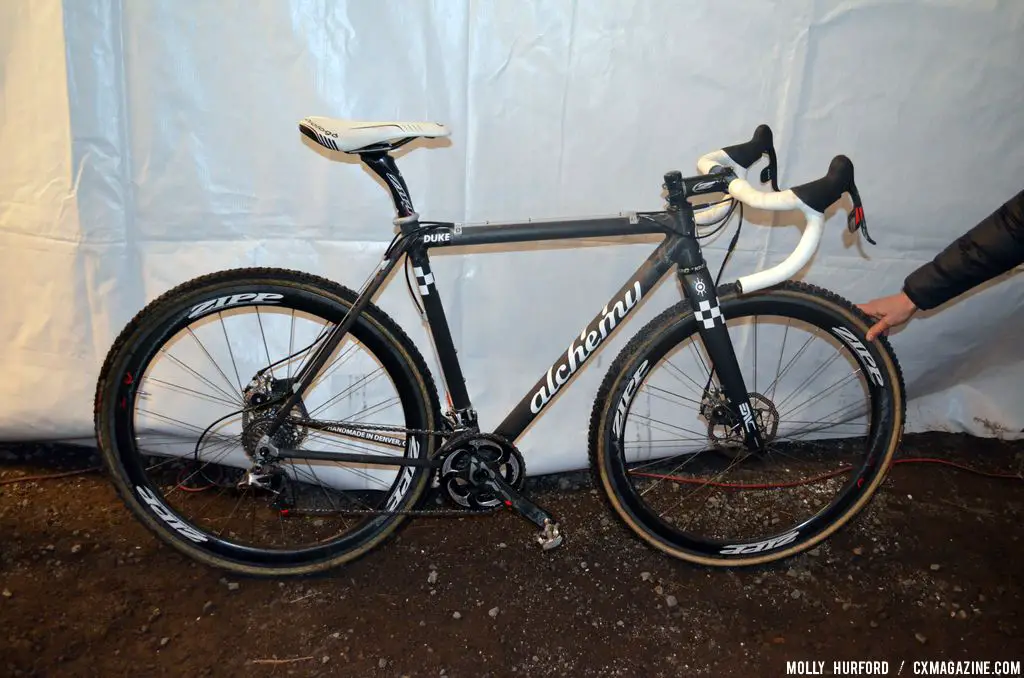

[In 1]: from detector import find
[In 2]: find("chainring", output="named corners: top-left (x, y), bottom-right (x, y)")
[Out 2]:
top-left (439, 432), bottom-right (525, 509)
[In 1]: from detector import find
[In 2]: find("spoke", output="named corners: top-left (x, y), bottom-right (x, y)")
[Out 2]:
top-left (623, 438), bottom-right (707, 449)
top-left (309, 367), bottom-right (387, 417)
top-left (287, 309), bottom-right (296, 380)
top-left (249, 494), bottom-right (257, 545)
top-left (136, 429), bottom-right (238, 448)
top-left (138, 437), bottom-right (237, 450)
top-left (627, 448), bottom-right (706, 473)
top-left (142, 376), bottom-right (239, 408)
top-left (634, 453), bottom-right (704, 489)
top-left (144, 436), bottom-right (238, 471)
top-left (764, 331), bottom-right (818, 404)
top-left (162, 443), bottom-right (241, 499)
top-left (187, 327), bottom-right (240, 401)
top-left (255, 307), bottom-right (276, 380)
top-left (781, 402), bottom-right (869, 437)
top-left (190, 481), bottom-right (244, 528)
top-left (778, 413), bottom-right (867, 442)
top-left (305, 460), bottom-right (340, 513)
top-left (642, 383), bottom-right (702, 408)
top-left (775, 349), bottom-right (843, 412)
top-left (216, 486), bottom-right (251, 539)
top-left (779, 370), bottom-right (859, 422)
top-left (782, 420), bottom-right (866, 432)
top-left (687, 340), bottom-right (712, 383)
top-left (753, 316), bottom-right (758, 394)
top-left (625, 413), bottom-right (709, 439)
top-left (660, 357), bottom-right (710, 399)
top-left (136, 408), bottom-right (237, 438)
top-left (634, 419), bottom-right (707, 443)
top-left (218, 312), bottom-right (244, 394)
top-left (288, 322), bottom-right (344, 389)
top-left (307, 341), bottom-right (360, 393)
top-left (269, 320), bottom-right (334, 383)
top-left (764, 443), bottom-right (813, 464)
top-left (658, 452), bottom-right (747, 521)
top-left (768, 319), bottom-right (792, 402)
top-left (160, 350), bottom-right (241, 405)
top-left (346, 396), bottom-right (401, 424)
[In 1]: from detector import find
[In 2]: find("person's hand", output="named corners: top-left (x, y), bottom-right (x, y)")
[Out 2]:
top-left (856, 291), bottom-right (919, 341)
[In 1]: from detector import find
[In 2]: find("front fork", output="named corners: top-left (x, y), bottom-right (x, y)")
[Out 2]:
top-left (677, 261), bottom-right (766, 452)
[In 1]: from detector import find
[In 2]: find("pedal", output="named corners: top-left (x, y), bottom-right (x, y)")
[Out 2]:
top-left (535, 519), bottom-right (564, 551)
top-left (469, 457), bottom-right (564, 547)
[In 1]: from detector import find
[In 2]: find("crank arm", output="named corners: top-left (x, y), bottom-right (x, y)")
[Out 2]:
top-left (471, 458), bottom-right (564, 550)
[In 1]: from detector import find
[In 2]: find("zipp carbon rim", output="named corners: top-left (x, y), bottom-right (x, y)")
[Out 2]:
top-left (95, 269), bottom-right (437, 575)
top-left (592, 282), bottom-right (904, 566)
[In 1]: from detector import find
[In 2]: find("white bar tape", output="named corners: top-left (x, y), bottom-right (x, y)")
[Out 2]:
top-left (736, 212), bottom-right (823, 293)
top-left (696, 149), bottom-right (737, 175)
top-left (694, 148), bottom-right (826, 294)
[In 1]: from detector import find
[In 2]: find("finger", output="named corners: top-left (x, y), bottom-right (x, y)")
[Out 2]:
top-left (866, 318), bottom-right (890, 341)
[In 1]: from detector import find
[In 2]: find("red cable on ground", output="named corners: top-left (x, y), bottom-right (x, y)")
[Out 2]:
top-left (628, 456), bottom-right (1024, 490)
top-left (0, 466), bottom-right (102, 486)
top-left (893, 456), bottom-right (1023, 480)
top-left (0, 456), bottom-right (1020, 490)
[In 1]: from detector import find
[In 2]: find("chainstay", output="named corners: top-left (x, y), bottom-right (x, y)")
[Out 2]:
top-left (281, 505), bottom-right (500, 517)
top-left (299, 418), bottom-right (447, 440)
top-left (279, 420), bottom-right (499, 517)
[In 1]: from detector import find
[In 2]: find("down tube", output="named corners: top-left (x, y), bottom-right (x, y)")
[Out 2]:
top-left (494, 235), bottom-right (688, 442)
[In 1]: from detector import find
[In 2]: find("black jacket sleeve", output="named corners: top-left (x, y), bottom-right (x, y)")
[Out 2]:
top-left (903, 188), bottom-right (1024, 311)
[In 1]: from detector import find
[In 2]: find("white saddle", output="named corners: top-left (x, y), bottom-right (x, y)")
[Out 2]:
top-left (299, 116), bottom-right (450, 153)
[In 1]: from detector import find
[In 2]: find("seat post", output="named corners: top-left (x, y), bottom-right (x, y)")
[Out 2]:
top-left (359, 151), bottom-right (418, 225)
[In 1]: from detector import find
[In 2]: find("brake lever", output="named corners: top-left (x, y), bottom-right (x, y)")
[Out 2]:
top-left (846, 184), bottom-right (876, 245)
top-left (760, 145), bottom-right (780, 191)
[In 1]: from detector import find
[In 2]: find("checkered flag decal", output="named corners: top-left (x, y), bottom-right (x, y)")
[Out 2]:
top-left (694, 299), bottom-right (723, 328)
top-left (413, 266), bottom-right (434, 296)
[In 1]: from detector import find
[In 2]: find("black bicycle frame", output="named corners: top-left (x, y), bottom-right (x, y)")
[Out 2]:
top-left (271, 149), bottom-right (765, 465)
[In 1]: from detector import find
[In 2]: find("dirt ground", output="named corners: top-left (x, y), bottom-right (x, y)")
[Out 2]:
top-left (1, 432), bottom-right (1022, 677)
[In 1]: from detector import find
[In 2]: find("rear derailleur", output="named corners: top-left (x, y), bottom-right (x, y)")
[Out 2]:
top-left (436, 432), bottom-right (563, 550)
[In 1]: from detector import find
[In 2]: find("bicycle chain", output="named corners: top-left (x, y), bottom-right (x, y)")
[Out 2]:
top-left (281, 419), bottom-right (504, 518)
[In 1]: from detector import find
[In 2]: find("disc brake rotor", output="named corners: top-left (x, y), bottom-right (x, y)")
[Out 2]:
top-left (704, 391), bottom-right (780, 447)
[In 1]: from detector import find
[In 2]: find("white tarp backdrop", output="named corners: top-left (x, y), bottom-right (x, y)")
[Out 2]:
top-left (1, 0), bottom-right (1023, 474)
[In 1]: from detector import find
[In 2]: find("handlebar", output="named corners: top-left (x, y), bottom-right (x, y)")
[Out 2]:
top-left (721, 123), bottom-right (779, 190)
top-left (688, 124), bottom-right (872, 294)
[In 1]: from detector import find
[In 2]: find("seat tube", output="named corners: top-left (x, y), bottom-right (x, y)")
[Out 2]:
top-left (405, 245), bottom-right (475, 423)
top-left (358, 150), bottom-right (475, 425)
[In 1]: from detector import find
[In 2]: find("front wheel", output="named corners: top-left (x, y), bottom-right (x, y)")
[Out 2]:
top-left (589, 281), bottom-right (905, 567)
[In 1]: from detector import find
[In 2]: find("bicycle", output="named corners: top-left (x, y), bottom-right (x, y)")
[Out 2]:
top-left (93, 117), bottom-right (905, 576)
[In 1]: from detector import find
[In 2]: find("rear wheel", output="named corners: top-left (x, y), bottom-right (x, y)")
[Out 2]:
top-left (589, 281), bottom-right (904, 566)
top-left (94, 267), bottom-right (441, 576)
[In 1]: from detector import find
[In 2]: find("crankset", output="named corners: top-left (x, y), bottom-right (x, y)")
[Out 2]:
top-left (438, 432), bottom-right (564, 550)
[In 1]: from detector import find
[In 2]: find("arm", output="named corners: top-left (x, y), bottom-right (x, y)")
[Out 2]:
top-left (903, 188), bottom-right (1024, 310)
top-left (858, 188), bottom-right (1024, 340)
